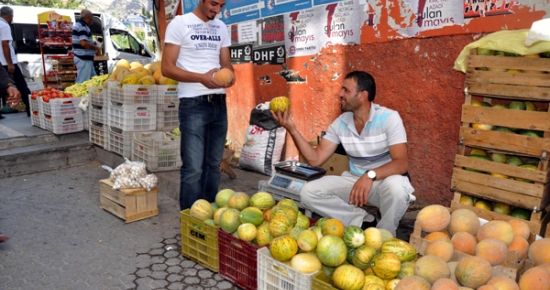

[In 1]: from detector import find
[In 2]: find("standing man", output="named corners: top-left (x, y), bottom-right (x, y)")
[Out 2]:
top-left (162, 0), bottom-right (234, 210)
top-left (72, 9), bottom-right (98, 83)
top-left (272, 71), bottom-right (415, 236)
top-left (0, 6), bottom-right (30, 117)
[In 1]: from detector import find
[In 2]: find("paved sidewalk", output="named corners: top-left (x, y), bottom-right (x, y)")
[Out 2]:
top-left (0, 161), bottom-right (267, 290)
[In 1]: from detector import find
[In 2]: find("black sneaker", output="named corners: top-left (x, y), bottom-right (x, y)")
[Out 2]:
top-left (0, 114), bottom-right (4, 120)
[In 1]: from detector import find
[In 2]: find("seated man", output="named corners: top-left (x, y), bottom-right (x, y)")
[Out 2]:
top-left (272, 71), bottom-right (414, 236)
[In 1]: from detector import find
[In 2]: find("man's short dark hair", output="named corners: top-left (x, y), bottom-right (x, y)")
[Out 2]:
top-left (345, 71), bottom-right (376, 102)
top-left (0, 6), bottom-right (13, 17)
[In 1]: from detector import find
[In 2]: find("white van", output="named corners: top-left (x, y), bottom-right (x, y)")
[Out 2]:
top-left (9, 5), bottom-right (155, 78)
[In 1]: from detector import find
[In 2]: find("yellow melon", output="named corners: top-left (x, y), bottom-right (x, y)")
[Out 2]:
top-left (449, 208), bottom-right (480, 235)
top-left (129, 61), bottom-right (143, 70)
top-left (116, 59), bottom-right (130, 69)
top-left (486, 275), bottom-right (520, 290)
top-left (455, 256), bottom-right (492, 289)
top-left (508, 236), bottom-right (529, 259)
top-left (508, 219), bottom-right (530, 240)
top-left (452, 231), bottom-right (477, 255)
top-left (518, 266), bottom-right (550, 290)
top-left (138, 75), bottom-right (155, 85)
top-left (476, 238), bottom-right (508, 266)
top-left (431, 278), bottom-right (458, 290)
top-left (477, 220), bottom-right (514, 245)
top-left (416, 205), bottom-right (451, 233)
top-left (527, 238), bottom-right (550, 265)
top-left (321, 218), bottom-right (345, 237)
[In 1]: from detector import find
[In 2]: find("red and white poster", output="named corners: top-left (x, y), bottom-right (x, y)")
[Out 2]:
top-left (318, 0), bottom-right (362, 48)
top-left (417, 0), bottom-right (464, 31)
top-left (464, 0), bottom-right (517, 18)
top-left (284, 8), bottom-right (321, 58)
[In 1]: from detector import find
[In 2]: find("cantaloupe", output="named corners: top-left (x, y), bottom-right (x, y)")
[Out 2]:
top-left (455, 256), bottom-right (492, 289)
top-left (518, 266), bottom-right (550, 290)
top-left (321, 218), bottom-right (345, 237)
top-left (527, 238), bottom-right (550, 265)
top-left (486, 275), bottom-right (519, 290)
top-left (508, 219), bottom-right (530, 240)
top-left (508, 236), bottom-right (529, 259)
top-left (477, 220), bottom-right (514, 245)
top-left (449, 208), bottom-right (480, 235)
top-left (395, 276), bottom-right (430, 290)
top-left (432, 278), bottom-right (459, 290)
top-left (452, 231), bottom-right (477, 255)
top-left (476, 238), bottom-right (508, 266)
top-left (478, 285), bottom-right (498, 290)
top-left (414, 255), bottom-right (450, 284)
top-left (416, 205), bottom-right (451, 233)
top-left (425, 240), bottom-right (454, 262)
top-left (213, 68), bottom-right (234, 86)
top-left (425, 231), bottom-right (451, 242)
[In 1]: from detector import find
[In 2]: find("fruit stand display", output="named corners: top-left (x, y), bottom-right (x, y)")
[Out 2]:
top-left (452, 51), bottom-right (550, 237)
top-left (37, 11), bottom-right (75, 90)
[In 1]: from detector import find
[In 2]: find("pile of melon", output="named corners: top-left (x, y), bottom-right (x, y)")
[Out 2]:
top-left (411, 204), bottom-right (550, 289)
top-left (108, 59), bottom-right (177, 85)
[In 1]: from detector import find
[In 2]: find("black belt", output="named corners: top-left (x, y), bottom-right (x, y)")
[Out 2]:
top-left (194, 94), bottom-right (225, 102)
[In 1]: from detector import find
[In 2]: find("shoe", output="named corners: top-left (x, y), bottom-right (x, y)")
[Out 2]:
top-left (0, 115), bottom-right (4, 120)
top-left (0, 233), bottom-right (8, 243)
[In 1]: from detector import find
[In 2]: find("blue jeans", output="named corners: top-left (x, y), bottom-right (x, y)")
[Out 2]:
top-left (74, 56), bottom-right (96, 83)
top-left (179, 94), bottom-right (227, 210)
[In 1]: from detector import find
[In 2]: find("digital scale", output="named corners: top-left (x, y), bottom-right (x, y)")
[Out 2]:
top-left (259, 161), bottom-right (326, 205)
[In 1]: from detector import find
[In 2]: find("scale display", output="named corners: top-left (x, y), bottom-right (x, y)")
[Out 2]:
top-left (266, 161), bottom-right (326, 197)
top-left (268, 174), bottom-right (306, 196)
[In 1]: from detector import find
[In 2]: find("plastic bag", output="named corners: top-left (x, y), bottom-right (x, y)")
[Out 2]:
top-left (525, 18), bottom-right (550, 46)
top-left (102, 159), bottom-right (157, 191)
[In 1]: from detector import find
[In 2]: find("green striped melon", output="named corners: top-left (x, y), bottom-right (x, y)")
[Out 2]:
top-left (381, 239), bottom-right (417, 262)
top-left (239, 207), bottom-right (264, 226)
top-left (255, 222), bottom-right (272, 246)
top-left (277, 198), bottom-right (299, 211)
top-left (227, 192), bottom-right (249, 210)
top-left (270, 235), bottom-right (298, 262)
top-left (220, 208), bottom-right (241, 233)
top-left (269, 215), bottom-right (292, 237)
top-left (297, 229), bottom-right (318, 252)
top-left (237, 223), bottom-right (257, 242)
top-left (372, 252), bottom-right (401, 280)
top-left (249, 191), bottom-right (275, 210)
top-left (215, 188), bottom-right (235, 207)
top-left (344, 225), bottom-right (365, 248)
top-left (352, 245), bottom-right (377, 270)
top-left (332, 264), bottom-right (365, 290)
top-left (189, 199), bottom-right (213, 221)
top-left (296, 213), bottom-right (310, 229)
top-left (316, 235), bottom-right (347, 267)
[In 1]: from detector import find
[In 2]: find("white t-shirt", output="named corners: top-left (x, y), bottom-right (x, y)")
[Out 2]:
top-left (164, 13), bottom-right (230, 98)
top-left (0, 18), bottom-right (17, 65)
top-left (324, 103), bottom-right (407, 176)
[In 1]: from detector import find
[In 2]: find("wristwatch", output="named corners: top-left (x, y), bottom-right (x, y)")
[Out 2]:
top-left (367, 170), bottom-right (377, 181)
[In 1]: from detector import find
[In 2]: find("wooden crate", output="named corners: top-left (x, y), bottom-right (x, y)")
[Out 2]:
top-left (99, 179), bottom-right (158, 223)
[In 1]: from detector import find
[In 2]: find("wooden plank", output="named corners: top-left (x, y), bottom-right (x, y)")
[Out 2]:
top-left (460, 127), bottom-right (550, 156)
top-left (146, 191), bottom-right (158, 211)
top-left (452, 168), bottom-right (544, 199)
top-left (466, 70), bottom-right (550, 87)
top-left (465, 83), bottom-right (550, 101)
top-left (467, 55), bottom-right (550, 73)
top-left (454, 155), bottom-right (548, 183)
top-left (136, 194), bottom-right (147, 213)
top-left (100, 194), bottom-right (126, 220)
top-left (125, 195), bottom-right (136, 216)
top-left (461, 105), bottom-right (550, 132)
top-left (125, 209), bottom-right (159, 223)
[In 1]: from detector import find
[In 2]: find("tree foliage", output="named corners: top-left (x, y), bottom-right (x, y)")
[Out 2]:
top-left (0, 0), bottom-right (84, 9)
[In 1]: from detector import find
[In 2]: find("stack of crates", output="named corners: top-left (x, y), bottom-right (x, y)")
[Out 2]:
top-left (131, 131), bottom-right (181, 172)
top-left (89, 86), bottom-right (108, 148)
top-left (29, 95), bottom-right (43, 128)
top-left (156, 85), bottom-right (179, 131)
top-left (107, 81), bottom-right (156, 158)
top-left (37, 97), bottom-right (84, 134)
top-left (451, 51), bottom-right (550, 237)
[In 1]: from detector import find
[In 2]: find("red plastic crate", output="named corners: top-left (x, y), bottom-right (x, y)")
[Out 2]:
top-left (218, 229), bottom-right (260, 290)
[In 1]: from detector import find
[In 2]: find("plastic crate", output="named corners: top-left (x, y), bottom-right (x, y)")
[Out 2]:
top-left (107, 126), bottom-right (133, 157)
top-left (41, 97), bottom-right (81, 116)
top-left (89, 86), bottom-right (106, 107)
top-left (30, 96), bottom-right (40, 112)
top-left (156, 85), bottom-right (178, 104)
top-left (89, 122), bottom-right (107, 148)
top-left (43, 113), bottom-right (84, 134)
top-left (311, 272), bottom-right (336, 290)
top-left (90, 104), bottom-right (107, 124)
top-left (180, 209), bottom-right (219, 272)
top-left (156, 102), bottom-right (179, 131)
top-left (82, 109), bottom-right (89, 131)
top-left (218, 229), bottom-right (260, 290)
top-left (108, 101), bottom-right (156, 131)
top-left (257, 247), bottom-right (317, 290)
top-left (31, 110), bottom-right (43, 128)
top-left (131, 131), bottom-right (181, 172)
top-left (107, 81), bottom-right (155, 104)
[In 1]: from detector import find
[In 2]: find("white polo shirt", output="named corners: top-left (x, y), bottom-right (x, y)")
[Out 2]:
top-left (323, 103), bottom-right (407, 176)
top-left (0, 17), bottom-right (17, 65)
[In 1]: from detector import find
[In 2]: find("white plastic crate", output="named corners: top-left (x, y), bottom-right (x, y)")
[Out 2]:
top-left (30, 96), bottom-right (40, 112)
top-left (108, 102), bottom-right (156, 131)
top-left (89, 122), bottom-right (107, 148)
top-left (43, 113), bottom-right (84, 135)
top-left (156, 85), bottom-right (178, 104)
top-left (132, 131), bottom-right (181, 172)
top-left (41, 97), bottom-right (81, 116)
top-left (257, 247), bottom-right (316, 290)
top-left (107, 126), bottom-right (133, 157)
top-left (107, 81), bottom-right (155, 104)
top-left (82, 110), bottom-right (89, 131)
top-left (89, 86), bottom-right (106, 107)
top-left (90, 104), bottom-right (107, 124)
top-left (156, 102), bottom-right (179, 131)
top-left (31, 111), bottom-right (43, 128)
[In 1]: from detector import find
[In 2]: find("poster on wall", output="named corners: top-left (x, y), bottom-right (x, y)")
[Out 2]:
top-left (417, 0), bottom-right (464, 31)
top-left (182, 0), bottom-right (199, 13)
top-left (284, 8), bottom-right (320, 58)
top-left (464, 0), bottom-right (517, 18)
top-left (313, 0), bottom-right (341, 5)
top-left (238, 21), bottom-right (258, 43)
top-left (230, 44), bottom-right (253, 63)
top-left (253, 44), bottom-right (286, 64)
top-left (258, 15), bottom-right (285, 45)
top-left (220, 0), bottom-right (261, 24)
top-left (318, 0), bottom-right (361, 47)
top-left (261, 0), bottom-right (313, 18)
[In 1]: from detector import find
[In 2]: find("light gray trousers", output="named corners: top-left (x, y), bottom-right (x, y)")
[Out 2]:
top-left (300, 171), bottom-right (415, 236)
